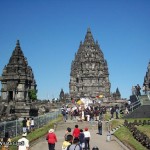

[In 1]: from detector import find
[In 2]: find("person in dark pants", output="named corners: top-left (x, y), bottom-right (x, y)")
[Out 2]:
top-left (115, 105), bottom-right (119, 119)
top-left (46, 129), bottom-right (57, 150)
top-left (84, 128), bottom-right (91, 150)
top-left (22, 117), bottom-right (27, 133)
top-left (98, 120), bottom-right (102, 135)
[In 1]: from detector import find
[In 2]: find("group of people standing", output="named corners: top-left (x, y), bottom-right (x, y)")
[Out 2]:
top-left (61, 104), bottom-right (106, 123)
top-left (22, 117), bottom-right (35, 133)
top-left (132, 84), bottom-right (141, 97)
top-left (46, 124), bottom-right (99, 150)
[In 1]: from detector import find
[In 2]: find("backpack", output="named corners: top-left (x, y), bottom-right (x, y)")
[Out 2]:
top-left (98, 121), bottom-right (102, 127)
top-left (67, 144), bottom-right (82, 150)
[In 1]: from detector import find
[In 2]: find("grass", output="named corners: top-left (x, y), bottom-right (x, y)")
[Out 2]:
top-left (112, 118), bottom-right (150, 150)
top-left (114, 126), bottom-right (147, 150)
top-left (9, 115), bottom-right (62, 150)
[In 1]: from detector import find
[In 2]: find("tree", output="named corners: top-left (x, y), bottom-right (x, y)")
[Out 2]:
top-left (28, 89), bottom-right (37, 101)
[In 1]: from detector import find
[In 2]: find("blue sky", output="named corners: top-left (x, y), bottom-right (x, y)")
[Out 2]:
top-left (0, 0), bottom-right (150, 100)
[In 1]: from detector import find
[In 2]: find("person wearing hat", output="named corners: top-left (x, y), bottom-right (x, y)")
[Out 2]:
top-left (84, 127), bottom-right (91, 150)
top-left (18, 132), bottom-right (29, 150)
top-left (46, 129), bottom-right (57, 150)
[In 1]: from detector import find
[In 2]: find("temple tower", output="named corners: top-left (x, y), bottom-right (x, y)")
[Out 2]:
top-left (143, 61), bottom-right (150, 92)
top-left (69, 28), bottom-right (111, 99)
top-left (0, 40), bottom-right (37, 117)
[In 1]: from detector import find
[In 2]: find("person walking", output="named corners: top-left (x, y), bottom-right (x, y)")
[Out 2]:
top-left (46, 129), bottom-right (57, 150)
top-left (97, 120), bottom-right (102, 135)
top-left (18, 132), bottom-right (29, 150)
top-left (72, 125), bottom-right (80, 139)
top-left (64, 127), bottom-right (72, 141)
top-left (84, 127), bottom-right (91, 150)
top-left (22, 117), bottom-right (27, 133)
top-left (62, 135), bottom-right (73, 150)
top-left (66, 137), bottom-right (82, 150)
top-left (79, 129), bottom-right (85, 149)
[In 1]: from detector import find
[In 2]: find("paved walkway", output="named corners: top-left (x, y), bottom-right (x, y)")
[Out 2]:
top-left (30, 118), bottom-right (129, 150)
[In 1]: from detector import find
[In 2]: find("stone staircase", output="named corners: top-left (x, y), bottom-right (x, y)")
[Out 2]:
top-left (124, 95), bottom-right (150, 118)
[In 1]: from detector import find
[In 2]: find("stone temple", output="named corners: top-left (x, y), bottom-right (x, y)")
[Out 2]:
top-left (0, 40), bottom-right (37, 118)
top-left (143, 61), bottom-right (150, 92)
top-left (69, 28), bottom-right (111, 100)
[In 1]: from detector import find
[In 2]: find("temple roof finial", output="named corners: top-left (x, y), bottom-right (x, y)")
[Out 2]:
top-left (16, 40), bottom-right (20, 46)
top-left (84, 28), bottom-right (95, 44)
top-left (87, 27), bottom-right (91, 33)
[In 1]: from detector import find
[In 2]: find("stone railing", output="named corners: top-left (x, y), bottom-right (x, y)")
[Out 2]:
top-left (0, 109), bottom-right (61, 138)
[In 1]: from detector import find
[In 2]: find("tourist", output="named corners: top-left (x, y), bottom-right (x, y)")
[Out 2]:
top-left (46, 129), bottom-right (57, 150)
top-left (97, 120), bottom-right (102, 135)
top-left (99, 109), bottom-right (103, 121)
top-left (136, 84), bottom-right (141, 97)
top-left (30, 118), bottom-right (34, 131)
top-left (18, 132), bottom-right (29, 150)
top-left (72, 125), bottom-right (80, 139)
top-left (1, 132), bottom-right (11, 150)
top-left (26, 118), bottom-right (31, 133)
top-left (66, 137), bottom-right (82, 150)
top-left (142, 83), bottom-right (146, 94)
top-left (115, 105), bottom-right (119, 119)
top-left (132, 86), bottom-right (136, 95)
top-left (79, 129), bottom-right (85, 149)
top-left (84, 127), bottom-right (91, 150)
top-left (110, 106), bottom-right (115, 119)
top-left (62, 135), bottom-right (73, 150)
top-left (22, 117), bottom-right (27, 133)
top-left (64, 127), bottom-right (72, 141)
top-left (62, 108), bottom-right (67, 122)
top-left (90, 110), bottom-right (94, 125)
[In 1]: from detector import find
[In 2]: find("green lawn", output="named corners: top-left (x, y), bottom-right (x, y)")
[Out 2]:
top-left (114, 126), bottom-right (147, 150)
top-left (112, 118), bottom-right (150, 150)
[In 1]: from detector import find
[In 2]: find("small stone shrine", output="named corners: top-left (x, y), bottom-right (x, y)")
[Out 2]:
top-left (69, 28), bottom-right (111, 100)
top-left (0, 40), bottom-right (37, 118)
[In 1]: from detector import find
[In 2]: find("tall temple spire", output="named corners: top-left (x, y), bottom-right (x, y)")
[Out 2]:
top-left (83, 28), bottom-right (95, 45)
top-left (69, 29), bottom-right (110, 99)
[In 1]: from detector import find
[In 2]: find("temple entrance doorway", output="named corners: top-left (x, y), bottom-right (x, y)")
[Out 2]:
top-left (8, 91), bottom-right (13, 103)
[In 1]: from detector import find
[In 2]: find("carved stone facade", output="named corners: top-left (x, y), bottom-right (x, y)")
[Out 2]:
top-left (0, 40), bottom-right (37, 117)
top-left (69, 28), bottom-right (111, 99)
top-left (143, 61), bottom-right (150, 92)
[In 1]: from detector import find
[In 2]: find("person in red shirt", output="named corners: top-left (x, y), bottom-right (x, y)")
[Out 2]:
top-left (46, 129), bottom-right (57, 150)
top-left (72, 124), bottom-right (80, 138)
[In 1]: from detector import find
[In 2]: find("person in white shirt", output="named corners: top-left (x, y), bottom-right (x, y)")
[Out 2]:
top-left (18, 132), bottom-right (29, 150)
top-left (84, 127), bottom-right (91, 150)
top-left (30, 118), bottom-right (34, 131)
